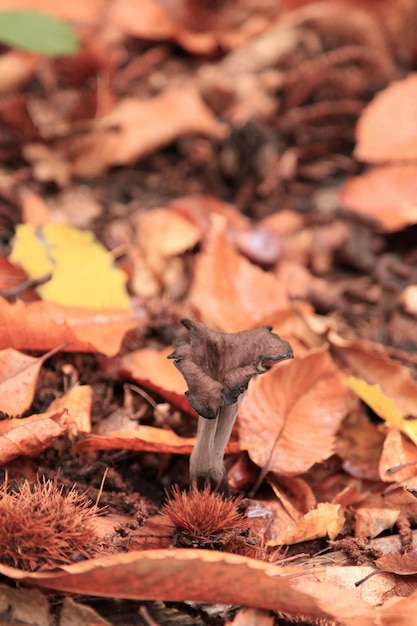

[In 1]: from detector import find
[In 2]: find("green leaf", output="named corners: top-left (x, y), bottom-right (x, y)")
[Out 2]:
top-left (0, 10), bottom-right (78, 56)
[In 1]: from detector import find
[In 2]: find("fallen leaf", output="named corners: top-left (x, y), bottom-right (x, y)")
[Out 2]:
top-left (119, 347), bottom-right (196, 416)
top-left (68, 86), bottom-right (227, 178)
top-left (73, 426), bottom-right (197, 455)
top-left (190, 215), bottom-right (289, 332)
top-left (0, 408), bottom-right (67, 464)
top-left (378, 428), bottom-right (417, 483)
top-left (0, 297), bottom-right (139, 356)
top-left (10, 223), bottom-right (130, 309)
top-left (238, 347), bottom-right (352, 474)
top-left (0, 346), bottom-right (61, 416)
top-left (268, 503), bottom-right (345, 546)
top-left (376, 549), bottom-right (417, 576)
top-left (0, 549), bottom-right (377, 625)
top-left (346, 377), bottom-right (417, 447)
top-left (333, 340), bottom-right (417, 418)
top-left (339, 165), bottom-right (417, 232)
top-left (48, 385), bottom-right (92, 434)
top-left (355, 74), bottom-right (417, 162)
top-left (379, 587), bottom-right (417, 626)
top-left (109, 0), bottom-right (218, 54)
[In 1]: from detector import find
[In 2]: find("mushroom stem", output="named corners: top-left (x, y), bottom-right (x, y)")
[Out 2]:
top-left (190, 394), bottom-right (244, 495)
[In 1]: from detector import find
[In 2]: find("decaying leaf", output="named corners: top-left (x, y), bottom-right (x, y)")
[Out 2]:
top-left (238, 347), bottom-right (352, 475)
top-left (0, 297), bottom-right (138, 356)
top-left (268, 503), bottom-right (345, 546)
top-left (0, 346), bottom-right (61, 416)
top-left (190, 216), bottom-right (289, 332)
top-left (0, 408), bottom-right (67, 464)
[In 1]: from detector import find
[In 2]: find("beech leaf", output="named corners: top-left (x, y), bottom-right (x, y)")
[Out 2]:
top-left (10, 223), bottom-right (130, 309)
top-left (346, 377), bottom-right (417, 447)
top-left (268, 503), bottom-right (345, 546)
top-left (238, 348), bottom-right (352, 475)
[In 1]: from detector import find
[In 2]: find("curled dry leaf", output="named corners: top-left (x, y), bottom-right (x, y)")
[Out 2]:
top-left (0, 549), bottom-right (377, 624)
top-left (0, 408), bottom-right (67, 465)
top-left (339, 165), bottom-right (417, 232)
top-left (73, 426), bottom-right (201, 456)
top-left (190, 216), bottom-right (289, 332)
top-left (68, 86), bottom-right (227, 178)
top-left (119, 346), bottom-right (195, 416)
top-left (376, 550), bottom-right (417, 576)
top-left (268, 503), bottom-right (345, 546)
top-left (0, 297), bottom-right (139, 356)
top-left (238, 347), bottom-right (352, 475)
top-left (0, 346), bottom-right (61, 416)
top-left (355, 74), bottom-right (417, 163)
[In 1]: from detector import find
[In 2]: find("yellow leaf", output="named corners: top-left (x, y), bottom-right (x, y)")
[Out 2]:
top-left (268, 503), bottom-right (345, 546)
top-left (10, 224), bottom-right (130, 309)
top-left (346, 376), bottom-right (417, 447)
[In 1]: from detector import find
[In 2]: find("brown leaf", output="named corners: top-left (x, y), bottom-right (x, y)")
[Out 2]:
top-left (73, 426), bottom-right (198, 455)
top-left (119, 346), bottom-right (195, 416)
top-left (0, 347), bottom-right (61, 416)
top-left (332, 340), bottom-right (417, 417)
top-left (376, 549), bottom-right (417, 576)
top-left (355, 74), bottom-right (417, 162)
top-left (68, 87), bottom-right (227, 178)
top-left (190, 216), bottom-right (290, 332)
top-left (379, 589), bottom-right (417, 626)
top-left (378, 428), bottom-right (417, 484)
top-left (0, 550), bottom-right (377, 625)
top-left (0, 408), bottom-right (67, 464)
top-left (48, 385), bottom-right (92, 435)
top-left (238, 347), bottom-right (352, 474)
top-left (0, 297), bottom-right (139, 356)
top-left (268, 503), bottom-right (345, 546)
top-left (339, 165), bottom-right (417, 232)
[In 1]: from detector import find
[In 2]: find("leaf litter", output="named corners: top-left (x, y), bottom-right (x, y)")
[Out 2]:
top-left (1, 0), bottom-right (417, 625)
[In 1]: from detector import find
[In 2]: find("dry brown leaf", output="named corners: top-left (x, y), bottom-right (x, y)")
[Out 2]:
top-left (339, 165), bottom-right (417, 232)
top-left (238, 347), bottom-right (352, 474)
top-left (119, 346), bottom-right (196, 416)
top-left (109, 0), bottom-right (219, 54)
top-left (48, 385), bottom-right (92, 435)
top-left (69, 87), bottom-right (227, 178)
top-left (376, 550), bottom-right (417, 576)
top-left (337, 408), bottom-right (384, 481)
top-left (0, 347), bottom-right (61, 416)
top-left (73, 426), bottom-right (198, 455)
top-left (378, 428), bottom-right (417, 483)
top-left (190, 216), bottom-right (289, 332)
top-left (332, 340), bottom-right (417, 417)
top-left (0, 549), bottom-right (377, 625)
top-left (268, 503), bottom-right (345, 546)
top-left (0, 298), bottom-right (139, 356)
top-left (355, 74), bottom-right (417, 162)
top-left (0, 408), bottom-right (67, 464)
top-left (379, 588), bottom-right (417, 626)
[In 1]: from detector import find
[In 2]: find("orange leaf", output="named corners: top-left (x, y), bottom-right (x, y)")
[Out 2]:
top-left (74, 427), bottom-right (239, 456)
top-left (69, 87), bottom-right (227, 178)
top-left (355, 74), bottom-right (417, 162)
top-left (0, 297), bottom-right (139, 356)
top-left (119, 347), bottom-right (196, 416)
top-left (339, 165), bottom-right (417, 232)
top-left (238, 347), bottom-right (352, 474)
top-left (48, 385), bottom-right (92, 434)
top-left (0, 549), bottom-right (376, 624)
top-left (332, 339), bottom-right (417, 418)
top-left (190, 216), bottom-right (289, 332)
top-left (0, 346), bottom-right (61, 416)
top-left (0, 408), bottom-right (67, 464)
top-left (268, 503), bottom-right (345, 546)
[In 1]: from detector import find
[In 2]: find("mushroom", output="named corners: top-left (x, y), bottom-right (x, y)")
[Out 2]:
top-left (169, 319), bottom-right (293, 494)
